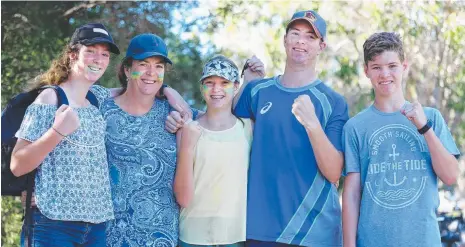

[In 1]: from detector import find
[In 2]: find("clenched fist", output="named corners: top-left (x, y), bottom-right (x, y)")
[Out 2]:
top-left (292, 95), bottom-right (319, 130)
top-left (181, 121), bottom-right (203, 149)
top-left (401, 102), bottom-right (427, 129)
top-left (52, 105), bottom-right (80, 137)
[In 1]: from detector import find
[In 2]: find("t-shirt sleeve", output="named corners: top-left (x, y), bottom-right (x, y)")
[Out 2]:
top-left (342, 121), bottom-right (361, 175)
top-left (325, 95), bottom-right (349, 152)
top-left (90, 85), bottom-right (111, 104)
top-left (431, 109), bottom-right (461, 158)
top-left (191, 107), bottom-right (200, 120)
top-left (234, 83), bottom-right (254, 119)
top-left (15, 104), bottom-right (56, 142)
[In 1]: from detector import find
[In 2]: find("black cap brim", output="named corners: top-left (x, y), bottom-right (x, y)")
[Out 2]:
top-left (81, 37), bottom-right (120, 55)
top-left (132, 52), bottom-right (173, 65)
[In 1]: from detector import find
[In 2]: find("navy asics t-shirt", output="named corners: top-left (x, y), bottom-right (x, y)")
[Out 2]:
top-left (235, 76), bottom-right (348, 247)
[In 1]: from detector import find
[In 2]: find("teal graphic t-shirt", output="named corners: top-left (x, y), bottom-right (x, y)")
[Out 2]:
top-left (343, 104), bottom-right (460, 247)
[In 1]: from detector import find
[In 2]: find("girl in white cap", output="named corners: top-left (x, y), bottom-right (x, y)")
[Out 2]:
top-left (174, 55), bottom-right (264, 247)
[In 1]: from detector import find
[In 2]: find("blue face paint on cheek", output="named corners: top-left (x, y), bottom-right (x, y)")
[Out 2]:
top-left (131, 71), bottom-right (143, 79)
top-left (223, 83), bottom-right (235, 95)
top-left (158, 72), bottom-right (164, 83)
top-left (201, 84), bottom-right (211, 97)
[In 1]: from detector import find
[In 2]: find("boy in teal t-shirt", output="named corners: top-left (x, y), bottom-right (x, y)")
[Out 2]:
top-left (342, 32), bottom-right (460, 247)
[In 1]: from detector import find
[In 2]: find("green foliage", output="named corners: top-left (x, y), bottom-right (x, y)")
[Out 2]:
top-left (1, 2), bottom-right (79, 107)
top-left (1, 197), bottom-right (23, 247)
top-left (335, 57), bottom-right (358, 86)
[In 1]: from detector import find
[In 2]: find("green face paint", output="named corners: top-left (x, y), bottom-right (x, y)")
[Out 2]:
top-left (85, 66), bottom-right (100, 74)
top-left (158, 72), bottom-right (164, 82)
top-left (131, 71), bottom-right (143, 79)
top-left (224, 83), bottom-right (235, 95)
top-left (202, 84), bottom-right (210, 95)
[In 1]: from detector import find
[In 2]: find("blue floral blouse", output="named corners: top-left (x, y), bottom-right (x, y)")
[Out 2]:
top-left (91, 85), bottom-right (179, 247)
top-left (16, 103), bottom-right (114, 223)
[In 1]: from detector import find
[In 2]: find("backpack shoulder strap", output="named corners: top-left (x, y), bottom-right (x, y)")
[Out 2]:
top-left (40, 85), bottom-right (69, 107)
top-left (53, 86), bottom-right (68, 106)
top-left (39, 85), bottom-right (98, 108)
top-left (86, 90), bottom-right (99, 108)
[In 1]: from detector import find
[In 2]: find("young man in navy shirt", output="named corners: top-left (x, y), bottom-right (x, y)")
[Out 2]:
top-left (235, 10), bottom-right (348, 247)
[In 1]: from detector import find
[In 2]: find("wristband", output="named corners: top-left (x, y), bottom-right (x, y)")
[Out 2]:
top-left (417, 119), bottom-right (432, 135)
top-left (52, 127), bottom-right (66, 137)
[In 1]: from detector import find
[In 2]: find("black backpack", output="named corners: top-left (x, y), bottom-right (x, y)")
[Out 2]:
top-left (1, 85), bottom-right (98, 246)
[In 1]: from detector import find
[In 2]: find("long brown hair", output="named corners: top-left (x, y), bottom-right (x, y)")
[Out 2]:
top-left (28, 44), bottom-right (81, 90)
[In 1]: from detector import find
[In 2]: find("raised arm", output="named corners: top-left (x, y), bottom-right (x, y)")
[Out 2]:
top-left (401, 103), bottom-right (459, 185)
top-left (11, 90), bottom-right (80, 176)
top-left (233, 55), bottom-right (265, 108)
top-left (173, 121), bottom-right (202, 208)
top-left (292, 95), bottom-right (348, 183)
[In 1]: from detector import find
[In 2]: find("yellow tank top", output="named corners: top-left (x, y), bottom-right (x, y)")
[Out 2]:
top-left (179, 118), bottom-right (252, 244)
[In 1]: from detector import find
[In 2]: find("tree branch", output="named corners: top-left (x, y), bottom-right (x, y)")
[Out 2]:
top-left (62, 1), bottom-right (103, 17)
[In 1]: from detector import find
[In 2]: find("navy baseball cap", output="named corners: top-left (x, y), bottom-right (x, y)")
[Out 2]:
top-left (69, 23), bottom-right (120, 54)
top-left (286, 10), bottom-right (327, 40)
top-left (125, 33), bottom-right (172, 64)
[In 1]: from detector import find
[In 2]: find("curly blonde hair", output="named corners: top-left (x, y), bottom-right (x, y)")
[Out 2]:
top-left (28, 44), bottom-right (81, 90)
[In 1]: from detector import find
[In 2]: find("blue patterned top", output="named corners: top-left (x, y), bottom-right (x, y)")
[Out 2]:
top-left (16, 103), bottom-right (114, 223)
top-left (91, 85), bottom-right (179, 247)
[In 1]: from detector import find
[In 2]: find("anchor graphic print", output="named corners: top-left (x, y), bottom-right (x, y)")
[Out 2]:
top-left (365, 124), bottom-right (429, 210)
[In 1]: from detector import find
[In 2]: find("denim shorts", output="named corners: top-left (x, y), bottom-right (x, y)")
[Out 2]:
top-left (20, 207), bottom-right (107, 247)
top-left (179, 240), bottom-right (245, 247)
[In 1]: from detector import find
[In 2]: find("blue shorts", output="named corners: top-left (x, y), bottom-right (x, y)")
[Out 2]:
top-left (179, 240), bottom-right (245, 247)
top-left (20, 207), bottom-right (106, 247)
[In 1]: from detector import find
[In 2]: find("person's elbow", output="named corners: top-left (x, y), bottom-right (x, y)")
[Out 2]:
top-left (321, 165), bottom-right (342, 184)
top-left (327, 173), bottom-right (342, 184)
top-left (174, 182), bottom-right (193, 208)
top-left (327, 157), bottom-right (343, 183)
top-left (440, 159), bottom-right (459, 186)
top-left (175, 192), bottom-right (192, 208)
top-left (441, 172), bottom-right (458, 186)
top-left (10, 155), bottom-right (26, 177)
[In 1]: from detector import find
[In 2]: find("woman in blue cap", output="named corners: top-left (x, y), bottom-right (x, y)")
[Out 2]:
top-left (11, 23), bottom-right (120, 247)
top-left (91, 33), bottom-right (185, 247)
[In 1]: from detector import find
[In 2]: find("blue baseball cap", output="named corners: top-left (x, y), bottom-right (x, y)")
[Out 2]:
top-left (286, 10), bottom-right (327, 40)
top-left (70, 23), bottom-right (120, 54)
top-left (125, 33), bottom-right (172, 64)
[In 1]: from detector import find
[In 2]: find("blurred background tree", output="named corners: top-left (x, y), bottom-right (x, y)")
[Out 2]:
top-left (2, 1), bottom-right (464, 246)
